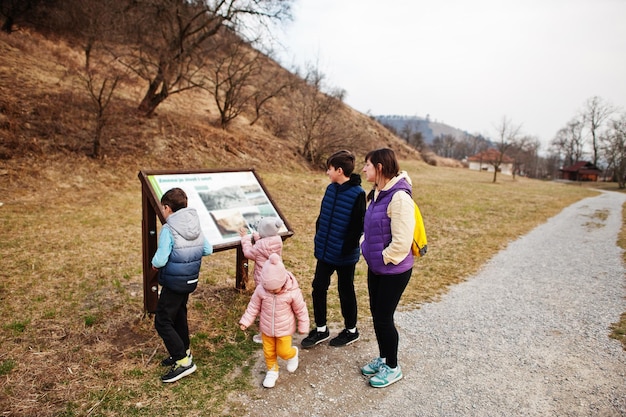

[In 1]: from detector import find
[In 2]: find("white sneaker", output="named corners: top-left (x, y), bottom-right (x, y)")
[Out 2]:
top-left (286, 346), bottom-right (299, 373)
top-left (263, 370), bottom-right (279, 388)
top-left (252, 333), bottom-right (263, 344)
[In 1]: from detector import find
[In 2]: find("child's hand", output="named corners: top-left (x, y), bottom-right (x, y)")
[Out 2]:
top-left (238, 228), bottom-right (248, 237)
top-left (239, 324), bottom-right (247, 331)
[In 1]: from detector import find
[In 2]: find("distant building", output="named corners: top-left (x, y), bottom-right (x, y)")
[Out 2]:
top-left (559, 161), bottom-right (601, 182)
top-left (467, 149), bottom-right (514, 175)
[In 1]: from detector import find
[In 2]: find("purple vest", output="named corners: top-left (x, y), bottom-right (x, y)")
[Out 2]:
top-left (362, 179), bottom-right (414, 275)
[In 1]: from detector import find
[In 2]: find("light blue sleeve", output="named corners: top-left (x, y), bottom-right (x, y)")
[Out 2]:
top-left (203, 238), bottom-right (213, 256)
top-left (151, 227), bottom-right (174, 268)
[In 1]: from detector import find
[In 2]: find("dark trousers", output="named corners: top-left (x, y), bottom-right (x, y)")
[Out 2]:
top-left (312, 260), bottom-right (358, 329)
top-left (367, 268), bottom-right (412, 368)
top-left (154, 286), bottom-right (190, 361)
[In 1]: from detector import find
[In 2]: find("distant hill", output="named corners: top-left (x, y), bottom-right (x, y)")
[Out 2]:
top-left (374, 115), bottom-right (472, 144)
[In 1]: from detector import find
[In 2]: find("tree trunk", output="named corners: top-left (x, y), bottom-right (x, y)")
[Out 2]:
top-left (1, 16), bottom-right (14, 33)
top-left (138, 77), bottom-right (168, 116)
top-left (92, 114), bottom-right (105, 159)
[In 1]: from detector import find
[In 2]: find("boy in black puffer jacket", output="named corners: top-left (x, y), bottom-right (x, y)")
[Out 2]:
top-left (302, 150), bottom-right (366, 349)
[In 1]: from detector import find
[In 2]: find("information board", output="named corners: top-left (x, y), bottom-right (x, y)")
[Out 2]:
top-left (144, 170), bottom-right (291, 249)
top-left (138, 168), bottom-right (292, 312)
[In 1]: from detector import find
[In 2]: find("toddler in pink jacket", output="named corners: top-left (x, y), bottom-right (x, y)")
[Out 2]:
top-left (239, 216), bottom-right (284, 288)
top-left (239, 253), bottom-right (309, 388)
top-left (239, 216), bottom-right (285, 344)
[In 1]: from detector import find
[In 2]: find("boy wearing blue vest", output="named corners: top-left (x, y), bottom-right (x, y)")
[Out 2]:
top-left (152, 187), bottom-right (213, 383)
top-left (302, 150), bottom-right (366, 348)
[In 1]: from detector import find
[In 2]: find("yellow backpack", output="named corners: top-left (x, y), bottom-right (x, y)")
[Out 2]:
top-left (411, 200), bottom-right (428, 257)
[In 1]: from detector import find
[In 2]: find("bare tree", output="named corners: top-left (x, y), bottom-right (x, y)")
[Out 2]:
top-left (290, 63), bottom-right (360, 168)
top-left (248, 72), bottom-right (291, 126)
top-left (490, 116), bottom-right (521, 183)
top-left (551, 118), bottom-right (586, 167)
top-left (508, 135), bottom-right (541, 179)
top-left (61, 0), bottom-right (126, 158)
top-left (399, 122), bottom-right (413, 143)
top-left (112, 0), bottom-right (292, 116)
top-left (82, 66), bottom-right (121, 158)
top-left (202, 37), bottom-right (291, 128)
top-left (543, 150), bottom-right (563, 180)
top-left (204, 38), bottom-right (262, 128)
top-left (453, 133), bottom-right (489, 161)
top-left (581, 96), bottom-right (615, 166)
top-left (431, 134), bottom-right (457, 158)
top-left (409, 131), bottom-right (425, 151)
top-left (601, 114), bottom-right (626, 189)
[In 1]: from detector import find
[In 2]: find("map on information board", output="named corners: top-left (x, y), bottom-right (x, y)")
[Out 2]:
top-left (145, 170), bottom-right (289, 247)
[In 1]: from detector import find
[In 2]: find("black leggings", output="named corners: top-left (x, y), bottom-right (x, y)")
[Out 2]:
top-left (311, 260), bottom-right (358, 329)
top-left (367, 268), bottom-right (412, 368)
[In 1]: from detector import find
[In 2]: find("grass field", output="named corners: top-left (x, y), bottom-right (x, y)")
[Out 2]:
top-left (1, 157), bottom-right (621, 416)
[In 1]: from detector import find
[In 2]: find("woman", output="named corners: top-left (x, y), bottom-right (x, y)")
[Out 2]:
top-left (360, 148), bottom-right (416, 388)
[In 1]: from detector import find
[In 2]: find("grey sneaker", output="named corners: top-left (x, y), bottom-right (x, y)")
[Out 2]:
top-left (369, 364), bottom-right (403, 388)
top-left (329, 328), bottom-right (360, 347)
top-left (301, 328), bottom-right (330, 348)
top-left (361, 357), bottom-right (385, 376)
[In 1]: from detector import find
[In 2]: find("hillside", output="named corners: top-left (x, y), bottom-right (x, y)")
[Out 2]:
top-left (0, 29), bottom-right (420, 189)
top-left (375, 114), bottom-right (473, 144)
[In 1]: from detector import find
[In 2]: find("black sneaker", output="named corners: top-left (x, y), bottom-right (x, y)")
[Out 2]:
top-left (161, 350), bottom-right (192, 367)
top-left (301, 328), bottom-right (330, 348)
top-left (161, 361), bottom-right (197, 383)
top-left (161, 356), bottom-right (175, 367)
top-left (329, 328), bottom-right (360, 347)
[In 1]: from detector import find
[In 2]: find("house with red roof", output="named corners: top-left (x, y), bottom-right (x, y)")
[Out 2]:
top-left (559, 161), bottom-right (601, 182)
top-left (467, 149), bottom-right (514, 175)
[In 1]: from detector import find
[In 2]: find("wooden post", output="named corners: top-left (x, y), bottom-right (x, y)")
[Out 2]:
top-left (235, 245), bottom-right (249, 290)
top-left (141, 184), bottom-right (159, 313)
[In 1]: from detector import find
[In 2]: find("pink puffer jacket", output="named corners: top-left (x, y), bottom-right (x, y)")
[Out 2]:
top-left (241, 234), bottom-right (283, 287)
top-left (239, 272), bottom-right (309, 337)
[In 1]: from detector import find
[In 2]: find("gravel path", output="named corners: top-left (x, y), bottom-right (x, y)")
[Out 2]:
top-left (233, 191), bottom-right (626, 417)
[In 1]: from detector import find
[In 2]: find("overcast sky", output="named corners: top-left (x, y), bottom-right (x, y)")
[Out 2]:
top-left (271, 0), bottom-right (626, 146)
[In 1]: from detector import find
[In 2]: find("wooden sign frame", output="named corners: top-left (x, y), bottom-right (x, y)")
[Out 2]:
top-left (138, 168), bottom-right (293, 313)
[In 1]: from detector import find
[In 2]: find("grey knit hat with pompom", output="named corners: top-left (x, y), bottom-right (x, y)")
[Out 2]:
top-left (256, 217), bottom-right (283, 238)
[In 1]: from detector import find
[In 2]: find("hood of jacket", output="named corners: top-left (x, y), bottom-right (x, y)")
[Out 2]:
top-left (167, 207), bottom-right (202, 241)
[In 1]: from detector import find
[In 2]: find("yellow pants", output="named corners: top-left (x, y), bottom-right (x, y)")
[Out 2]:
top-left (262, 333), bottom-right (296, 371)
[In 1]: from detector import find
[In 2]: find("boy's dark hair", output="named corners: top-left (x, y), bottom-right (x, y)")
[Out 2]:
top-left (365, 148), bottom-right (400, 179)
top-left (161, 187), bottom-right (188, 212)
top-left (326, 149), bottom-right (355, 176)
